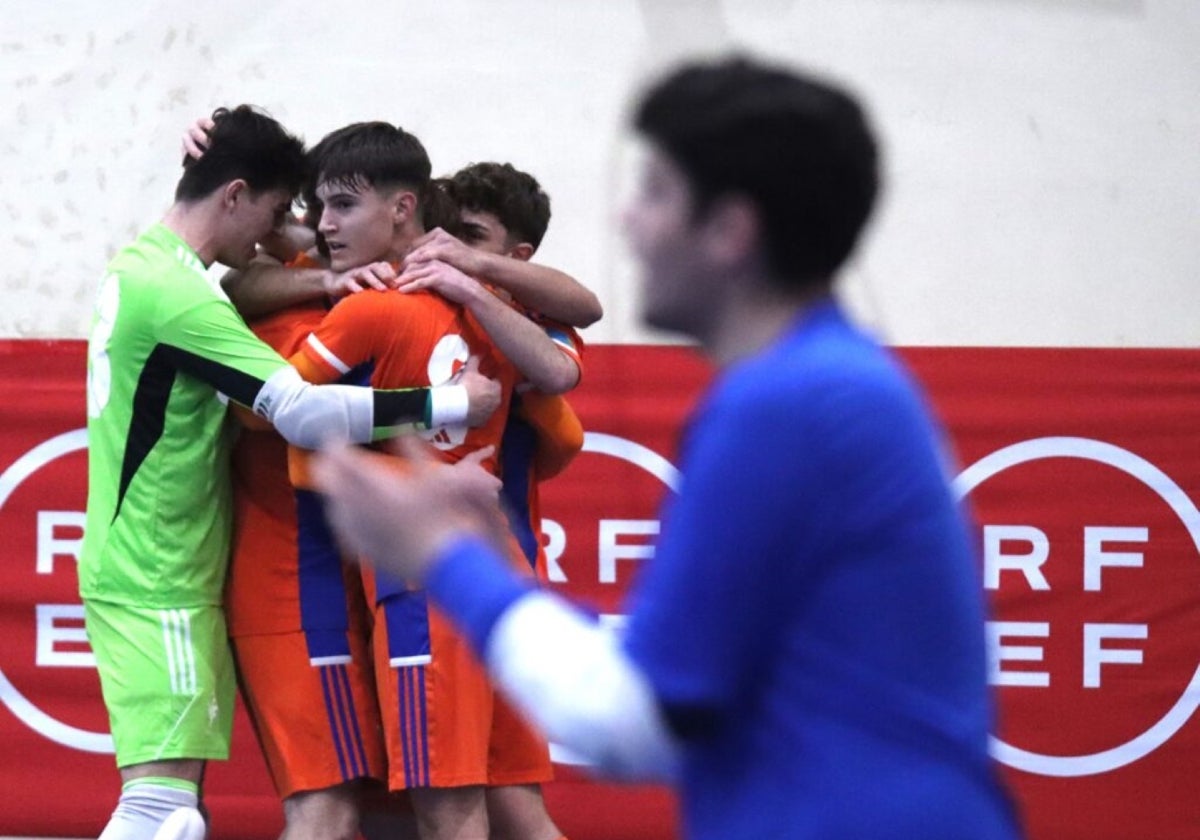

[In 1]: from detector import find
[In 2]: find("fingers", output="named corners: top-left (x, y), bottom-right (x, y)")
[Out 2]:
top-left (335, 262), bottom-right (399, 294)
top-left (180, 116), bottom-right (215, 161)
top-left (455, 354), bottom-right (482, 381)
top-left (395, 263), bottom-right (435, 291)
top-left (388, 433), bottom-right (440, 468)
top-left (312, 440), bottom-right (380, 495)
top-left (357, 262), bottom-right (397, 290)
top-left (457, 444), bottom-right (495, 470)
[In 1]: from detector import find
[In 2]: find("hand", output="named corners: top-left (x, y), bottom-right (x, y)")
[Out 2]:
top-left (396, 258), bottom-right (485, 306)
top-left (453, 356), bottom-right (501, 427)
top-left (450, 444), bottom-right (503, 496)
top-left (259, 218), bottom-right (317, 264)
top-left (180, 115), bottom-right (215, 161)
top-left (311, 437), bottom-right (505, 583)
top-left (325, 261), bottom-right (400, 299)
top-left (404, 228), bottom-right (484, 276)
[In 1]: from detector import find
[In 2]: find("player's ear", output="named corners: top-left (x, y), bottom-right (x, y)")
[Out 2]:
top-left (393, 190), bottom-right (417, 226)
top-left (222, 179), bottom-right (249, 209)
top-left (700, 194), bottom-right (760, 269)
top-left (507, 242), bottom-right (535, 262)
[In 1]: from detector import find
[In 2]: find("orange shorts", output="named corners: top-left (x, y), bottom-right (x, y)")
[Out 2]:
top-left (232, 626), bottom-right (386, 799)
top-left (365, 569), bottom-right (553, 791)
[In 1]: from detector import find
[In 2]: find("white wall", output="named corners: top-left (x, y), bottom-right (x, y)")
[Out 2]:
top-left (2, 0), bottom-right (1196, 346)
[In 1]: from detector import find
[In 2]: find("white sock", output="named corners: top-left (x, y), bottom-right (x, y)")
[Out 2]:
top-left (97, 783), bottom-right (200, 840)
top-left (151, 807), bottom-right (206, 840)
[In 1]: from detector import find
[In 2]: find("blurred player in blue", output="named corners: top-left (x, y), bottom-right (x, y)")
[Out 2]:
top-left (311, 55), bottom-right (1023, 840)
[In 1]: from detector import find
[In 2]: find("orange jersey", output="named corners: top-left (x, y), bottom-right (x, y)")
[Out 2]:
top-left (288, 288), bottom-right (555, 790)
top-left (227, 291), bottom-right (388, 798)
top-left (227, 300), bottom-right (328, 637)
top-left (291, 289), bottom-right (520, 471)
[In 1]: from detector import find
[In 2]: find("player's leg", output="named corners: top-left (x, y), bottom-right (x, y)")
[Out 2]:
top-left (233, 629), bottom-right (387, 840)
top-left (86, 601), bottom-right (235, 840)
top-left (370, 580), bottom-right (492, 840)
top-left (149, 802), bottom-right (206, 840)
top-left (407, 786), bottom-right (488, 840)
top-left (279, 785), bottom-right (360, 840)
top-left (485, 695), bottom-right (563, 840)
top-left (485, 785), bottom-right (565, 840)
top-left (359, 788), bottom-right (420, 840)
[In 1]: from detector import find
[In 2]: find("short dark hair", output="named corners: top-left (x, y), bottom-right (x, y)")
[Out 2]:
top-left (447, 162), bottom-right (551, 249)
top-left (634, 55), bottom-right (880, 287)
top-left (422, 178), bottom-right (468, 239)
top-left (174, 105), bottom-right (306, 202)
top-left (310, 121), bottom-right (431, 196)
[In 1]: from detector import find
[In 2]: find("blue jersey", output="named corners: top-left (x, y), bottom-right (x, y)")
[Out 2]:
top-left (622, 300), bottom-right (1017, 839)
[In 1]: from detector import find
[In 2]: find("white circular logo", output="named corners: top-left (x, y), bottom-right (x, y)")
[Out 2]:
top-left (954, 435), bottom-right (1200, 777)
top-left (582, 431), bottom-right (681, 491)
top-left (0, 428), bottom-right (113, 754)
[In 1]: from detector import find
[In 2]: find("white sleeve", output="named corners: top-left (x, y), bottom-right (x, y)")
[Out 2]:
top-left (485, 592), bottom-right (681, 781)
top-left (253, 365), bottom-right (374, 447)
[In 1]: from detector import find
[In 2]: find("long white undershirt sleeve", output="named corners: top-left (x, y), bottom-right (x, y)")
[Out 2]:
top-left (484, 591), bottom-right (682, 781)
top-left (252, 365), bottom-right (375, 448)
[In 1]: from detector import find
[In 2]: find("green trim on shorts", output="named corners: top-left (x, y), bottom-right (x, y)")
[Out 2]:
top-left (123, 777), bottom-right (199, 795)
top-left (85, 600), bottom-right (236, 766)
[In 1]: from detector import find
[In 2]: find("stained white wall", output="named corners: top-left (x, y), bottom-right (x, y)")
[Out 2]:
top-left (1, 0), bottom-right (1196, 345)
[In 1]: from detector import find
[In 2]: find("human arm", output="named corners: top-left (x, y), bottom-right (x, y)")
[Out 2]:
top-left (396, 259), bottom-right (580, 394)
top-left (222, 258), bottom-right (402, 320)
top-left (156, 290), bottom-right (497, 445)
top-left (310, 438), bottom-right (679, 779)
top-left (518, 392), bottom-right (585, 480)
top-left (402, 228), bottom-right (603, 328)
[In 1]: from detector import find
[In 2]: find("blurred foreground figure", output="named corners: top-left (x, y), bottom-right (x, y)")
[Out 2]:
top-left (314, 55), bottom-right (1023, 840)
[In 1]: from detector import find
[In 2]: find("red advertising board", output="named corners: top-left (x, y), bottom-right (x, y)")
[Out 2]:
top-left (3, 340), bottom-right (1200, 839)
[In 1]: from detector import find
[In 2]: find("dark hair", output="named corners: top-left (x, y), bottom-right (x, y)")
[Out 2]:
top-left (634, 55), bottom-right (879, 286)
top-left (174, 105), bottom-right (306, 202)
top-left (447, 162), bottom-right (551, 249)
top-left (309, 121), bottom-right (431, 195)
top-left (422, 178), bottom-right (468, 239)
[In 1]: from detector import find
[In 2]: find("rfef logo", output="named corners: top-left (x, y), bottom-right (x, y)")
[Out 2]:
top-left (956, 436), bottom-right (1200, 777)
top-left (0, 428), bottom-right (113, 753)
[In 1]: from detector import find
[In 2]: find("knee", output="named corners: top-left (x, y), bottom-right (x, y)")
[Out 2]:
top-left (282, 789), bottom-right (360, 840)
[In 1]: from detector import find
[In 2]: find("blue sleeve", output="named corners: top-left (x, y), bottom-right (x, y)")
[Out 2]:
top-left (424, 536), bottom-right (536, 655)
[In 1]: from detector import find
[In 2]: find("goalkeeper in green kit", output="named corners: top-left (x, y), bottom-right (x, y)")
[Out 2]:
top-left (81, 105), bottom-right (499, 840)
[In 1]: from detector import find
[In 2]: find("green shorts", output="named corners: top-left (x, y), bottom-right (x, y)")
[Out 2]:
top-left (84, 599), bottom-right (235, 767)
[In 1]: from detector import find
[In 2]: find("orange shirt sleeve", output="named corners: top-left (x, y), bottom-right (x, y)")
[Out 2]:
top-left (289, 292), bottom-right (395, 383)
top-left (520, 392), bottom-right (585, 480)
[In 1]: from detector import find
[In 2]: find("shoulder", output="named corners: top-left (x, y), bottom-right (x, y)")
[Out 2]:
top-left (712, 311), bottom-right (931, 450)
top-left (328, 288), bottom-right (448, 320)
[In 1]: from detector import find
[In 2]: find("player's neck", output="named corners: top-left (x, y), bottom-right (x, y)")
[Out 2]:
top-left (706, 277), bottom-right (832, 368)
top-left (394, 223), bottom-right (427, 264)
top-left (161, 200), bottom-right (221, 267)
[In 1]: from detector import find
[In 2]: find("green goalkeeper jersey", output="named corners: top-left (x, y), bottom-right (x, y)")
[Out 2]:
top-left (82, 223), bottom-right (291, 608)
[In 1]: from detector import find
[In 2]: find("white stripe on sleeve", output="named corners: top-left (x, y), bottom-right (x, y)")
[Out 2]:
top-left (306, 334), bottom-right (352, 375)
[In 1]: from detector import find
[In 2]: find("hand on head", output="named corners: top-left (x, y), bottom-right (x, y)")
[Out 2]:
top-left (180, 115), bottom-right (215, 161)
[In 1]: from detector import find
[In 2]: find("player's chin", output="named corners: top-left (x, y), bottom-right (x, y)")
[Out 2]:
top-left (216, 245), bottom-right (255, 271)
top-left (326, 249), bottom-right (354, 273)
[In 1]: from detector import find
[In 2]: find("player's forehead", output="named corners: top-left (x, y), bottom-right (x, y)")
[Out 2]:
top-left (315, 176), bottom-right (372, 202)
top-left (460, 208), bottom-right (506, 236)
